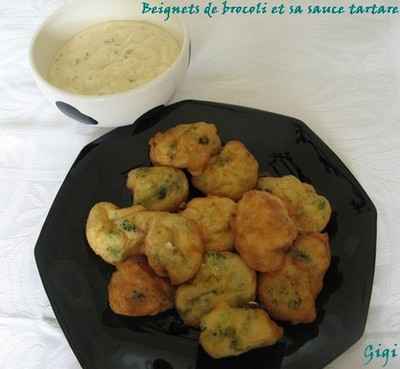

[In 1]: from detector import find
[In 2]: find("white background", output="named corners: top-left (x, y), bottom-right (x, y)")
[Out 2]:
top-left (1, 1), bottom-right (399, 368)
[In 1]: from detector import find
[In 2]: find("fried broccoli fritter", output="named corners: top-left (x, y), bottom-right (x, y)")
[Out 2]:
top-left (127, 166), bottom-right (189, 211)
top-left (149, 122), bottom-right (222, 176)
top-left (200, 304), bottom-right (283, 358)
top-left (258, 258), bottom-right (317, 324)
top-left (181, 196), bottom-right (237, 251)
top-left (175, 251), bottom-right (256, 327)
top-left (86, 202), bottom-right (147, 264)
top-left (108, 256), bottom-right (174, 316)
top-left (144, 213), bottom-right (204, 285)
top-left (233, 191), bottom-right (298, 272)
top-left (257, 175), bottom-right (332, 232)
top-left (192, 141), bottom-right (259, 201)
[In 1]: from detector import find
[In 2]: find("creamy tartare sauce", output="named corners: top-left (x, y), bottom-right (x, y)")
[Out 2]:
top-left (48, 21), bottom-right (181, 95)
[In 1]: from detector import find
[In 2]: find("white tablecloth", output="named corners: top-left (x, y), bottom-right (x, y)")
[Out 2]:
top-left (1, 1), bottom-right (399, 368)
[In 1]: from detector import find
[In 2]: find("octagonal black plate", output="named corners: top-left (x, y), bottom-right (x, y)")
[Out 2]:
top-left (35, 100), bottom-right (376, 369)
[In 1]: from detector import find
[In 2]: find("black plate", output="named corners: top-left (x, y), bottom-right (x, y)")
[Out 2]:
top-left (35, 100), bottom-right (377, 369)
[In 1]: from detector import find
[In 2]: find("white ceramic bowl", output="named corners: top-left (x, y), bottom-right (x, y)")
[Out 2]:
top-left (29, 0), bottom-right (190, 126)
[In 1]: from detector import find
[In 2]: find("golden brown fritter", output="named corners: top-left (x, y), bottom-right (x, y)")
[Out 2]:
top-left (289, 233), bottom-right (331, 296)
top-left (108, 256), bottom-right (174, 316)
top-left (257, 175), bottom-right (332, 233)
top-left (181, 196), bottom-right (237, 251)
top-left (86, 202), bottom-right (148, 264)
top-left (192, 141), bottom-right (259, 201)
top-left (258, 258), bottom-right (316, 324)
top-left (233, 191), bottom-right (298, 272)
top-left (149, 122), bottom-right (222, 176)
top-left (144, 213), bottom-right (204, 285)
top-left (175, 251), bottom-right (257, 327)
top-left (200, 304), bottom-right (283, 359)
top-left (127, 166), bottom-right (189, 211)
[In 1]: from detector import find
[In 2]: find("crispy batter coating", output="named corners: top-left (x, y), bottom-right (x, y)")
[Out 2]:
top-left (144, 213), bottom-right (204, 285)
top-left (181, 196), bottom-right (237, 251)
top-left (257, 175), bottom-right (332, 233)
top-left (233, 191), bottom-right (298, 272)
top-left (290, 233), bottom-right (331, 296)
top-left (149, 122), bottom-right (222, 176)
top-left (86, 202), bottom-right (148, 264)
top-left (192, 141), bottom-right (259, 200)
top-left (108, 256), bottom-right (174, 316)
top-left (127, 166), bottom-right (189, 211)
top-left (200, 304), bottom-right (283, 358)
top-left (258, 258), bottom-right (316, 324)
top-left (175, 251), bottom-right (257, 327)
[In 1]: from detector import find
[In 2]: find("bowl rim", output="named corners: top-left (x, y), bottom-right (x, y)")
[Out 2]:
top-left (29, 1), bottom-right (190, 101)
